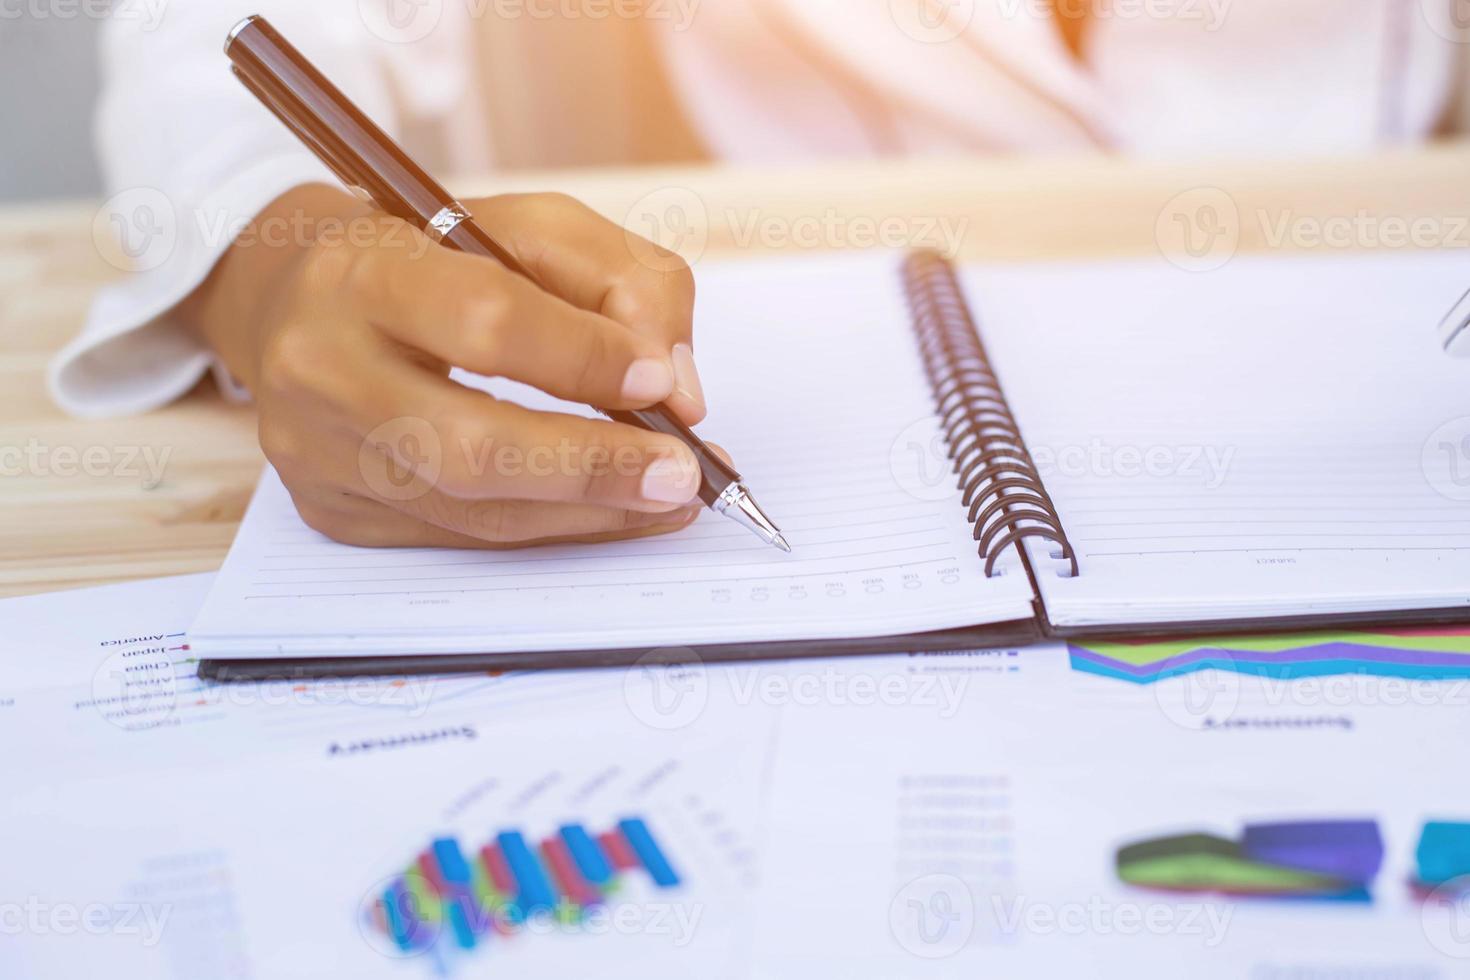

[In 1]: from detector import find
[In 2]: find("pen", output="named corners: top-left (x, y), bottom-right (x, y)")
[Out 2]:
top-left (224, 15), bottom-right (789, 552)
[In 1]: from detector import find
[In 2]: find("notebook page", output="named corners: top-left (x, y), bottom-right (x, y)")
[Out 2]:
top-left (189, 253), bottom-right (1033, 658)
top-left (963, 251), bottom-right (1470, 627)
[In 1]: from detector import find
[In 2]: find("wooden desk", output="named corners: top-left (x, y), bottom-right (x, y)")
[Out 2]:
top-left (6, 148), bottom-right (1470, 597)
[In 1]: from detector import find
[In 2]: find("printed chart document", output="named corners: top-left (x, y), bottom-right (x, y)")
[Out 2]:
top-left (0, 576), bottom-right (772, 779)
top-left (1, 580), bottom-right (783, 980)
top-left (7, 581), bottom-right (1470, 978)
top-left (4, 722), bottom-right (776, 980)
top-left (746, 648), bottom-right (1470, 978)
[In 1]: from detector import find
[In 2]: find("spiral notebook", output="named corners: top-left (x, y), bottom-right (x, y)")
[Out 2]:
top-left (192, 249), bottom-right (1470, 679)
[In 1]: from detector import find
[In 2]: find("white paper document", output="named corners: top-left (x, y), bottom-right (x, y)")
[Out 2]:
top-left (7, 579), bottom-right (1470, 978)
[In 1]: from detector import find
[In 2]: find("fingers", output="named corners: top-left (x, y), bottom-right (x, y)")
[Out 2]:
top-left (467, 193), bottom-right (707, 423)
top-left (290, 487), bottom-right (701, 549)
top-left (367, 366), bottom-right (706, 513)
top-left (343, 235), bottom-right (679, 411)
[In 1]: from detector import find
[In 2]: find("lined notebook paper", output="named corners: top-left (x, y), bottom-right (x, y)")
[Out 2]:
top-left (966, 253), bottom-right (1470, 626)
top-left (188, 254), bottom-right (1035, 659)
top-left (191, 249), bottom-right (1470, 664)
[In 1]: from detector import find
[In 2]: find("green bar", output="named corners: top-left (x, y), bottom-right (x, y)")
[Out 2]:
top-left (1076, 630), bottom-right (1470, 667)
top-left (404, 869), bottom-right (443, 923)
top-left (1117, 833), bottom-right (1354, 894)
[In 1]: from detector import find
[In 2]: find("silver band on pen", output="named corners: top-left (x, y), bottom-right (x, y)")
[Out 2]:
top-left (426, 203), bottom-right (472, 243)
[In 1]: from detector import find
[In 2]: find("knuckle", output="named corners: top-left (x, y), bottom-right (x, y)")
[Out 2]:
top-left (292, 496), bottom-right (354, 542)
top-left (299, 236), bottom-right (361, 293)
top-left (569, 426), bottom-right (619, 503)
top-left (258, 324), bottom-right (320, 393)
top-left (430, 421), bottom-right (478, 496)
top-left (527, 191), bottom-right (583, 217)
top-left (257, 415), bottom-right (301, 470)
top-left (457, 290), bottom-right (515, 366)
top-left (667, 259), bottom-right (697, 307)
top-left (572, 327), bottom-right (615, 395)
top-left (607, 257), bottom-right (695, 333)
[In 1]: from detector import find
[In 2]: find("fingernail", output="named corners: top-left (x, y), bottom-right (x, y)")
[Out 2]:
top-left (671, 344), bottom-right (706, 415)
top-left (622, 358), bottom-right (675, 403)
top-left (641, 452), bottom-right (700, 505)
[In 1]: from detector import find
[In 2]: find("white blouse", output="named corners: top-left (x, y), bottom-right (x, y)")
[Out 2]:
top-left (51, 0), bottom-right (1469, 416)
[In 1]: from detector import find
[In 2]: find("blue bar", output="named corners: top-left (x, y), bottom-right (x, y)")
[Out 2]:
top-left (1417, 821), bottom-right (1470, 885)
top-left (445, 897), bottom-right (477, 950)
top-left (383, 881), bottom-right (415, 951)
top-left (496, 831), bottom-right (558, 913)
top-left (618, 818), bottom-right (681, 887)
top-left (432, 837), bottom-right (473, 888)
top-left (560, 824), bottom-right (613, 885)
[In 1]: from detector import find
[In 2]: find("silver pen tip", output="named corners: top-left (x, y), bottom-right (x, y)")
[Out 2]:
top-left (715, 484), bottom-right (790, 552)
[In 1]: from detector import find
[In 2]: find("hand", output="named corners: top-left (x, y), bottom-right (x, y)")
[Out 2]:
top-left (182, 185), bottom-right (712, 548)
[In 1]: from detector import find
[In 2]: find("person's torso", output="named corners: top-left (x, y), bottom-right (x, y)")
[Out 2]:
top-left (379, 0), bottom-right (1468, 169)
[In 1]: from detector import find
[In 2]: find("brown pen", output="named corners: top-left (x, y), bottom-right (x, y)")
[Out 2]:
top-left (223, 14), bottom-right (788, 551)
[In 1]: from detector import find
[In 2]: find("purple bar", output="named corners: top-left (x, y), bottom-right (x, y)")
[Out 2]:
top-left (1070, 641), bottom-right (1470, 678)
top-left (1242, 820), bottom-right (1384, 882)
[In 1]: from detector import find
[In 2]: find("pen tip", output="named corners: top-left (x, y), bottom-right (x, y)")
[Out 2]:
top-left (773, 534), bottom-right (792, 554)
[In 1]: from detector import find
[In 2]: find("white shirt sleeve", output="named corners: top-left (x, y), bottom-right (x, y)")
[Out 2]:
top-left (49, 2), bottom-right (403, 418)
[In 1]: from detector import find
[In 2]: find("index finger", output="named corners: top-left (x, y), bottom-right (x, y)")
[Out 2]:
top-left (467, 193), bottom-right (707, 424)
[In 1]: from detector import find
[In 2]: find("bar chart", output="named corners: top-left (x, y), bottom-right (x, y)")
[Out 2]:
top-left (367, 817), bottom-right (683, 967)
top-left (1070, 627), bottom-right (1470, 685)
top-left (1116, 820), bottom-right (1384, 902)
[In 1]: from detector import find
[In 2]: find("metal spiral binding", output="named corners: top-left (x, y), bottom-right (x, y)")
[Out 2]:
top-left (901, 251), bottom-right (1078, 579)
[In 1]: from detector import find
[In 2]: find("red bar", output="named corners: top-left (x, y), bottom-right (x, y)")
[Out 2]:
top-left (599, 830), bottom-right (639, 871)
top-left (480, 843), bottom-right (515, 895)
top-left (540, 837), bottom-right (603, 908)
top-left (371, 897), bottom-right (388, 936)
top-left (416, 851), bottom-right (447, 896)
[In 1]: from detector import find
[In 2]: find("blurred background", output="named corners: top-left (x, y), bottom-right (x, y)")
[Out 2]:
top-left (0, 10), bottom-right (704, 203)
top-left (1, 18), bottom-right (105, 201)
top-left (6, 3), bottom-right (1470, 204)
